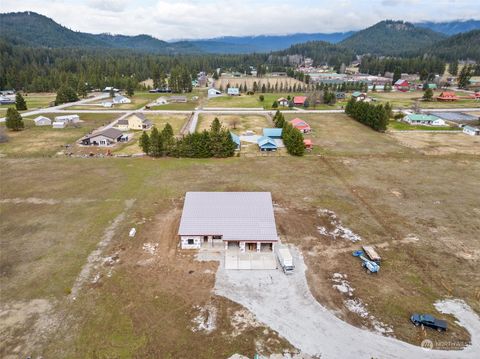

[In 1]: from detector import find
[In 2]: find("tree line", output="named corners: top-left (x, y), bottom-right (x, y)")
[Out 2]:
top-left (139, 118), bottom-right (236, 158)
top-left (345, 98), bottom-right (391, 132)
top-left (273, 111), bottom-right (305, 156)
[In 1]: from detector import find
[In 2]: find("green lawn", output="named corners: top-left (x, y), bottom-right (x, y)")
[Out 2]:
top-left (388, 120), bottom-right (461, 131)
top-left (0, 93), bottom-right (56, 114)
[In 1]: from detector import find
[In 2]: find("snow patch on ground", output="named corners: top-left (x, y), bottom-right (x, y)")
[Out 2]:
top-left (142, 242), bottom-right (158, 255)
top-left (317, 209), bottom-right (362, 242)
top-left (332, 273), bottom-right (354, 296)
top-left (191, 304), bottom-right (217, 333)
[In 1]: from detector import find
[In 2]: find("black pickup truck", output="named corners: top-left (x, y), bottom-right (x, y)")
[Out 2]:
top-left (411, 313), bottom-right (448, 331)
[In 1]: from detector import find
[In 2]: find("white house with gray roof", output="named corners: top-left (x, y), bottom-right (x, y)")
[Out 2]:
top-left (178, 192), bottom-right (278, 254)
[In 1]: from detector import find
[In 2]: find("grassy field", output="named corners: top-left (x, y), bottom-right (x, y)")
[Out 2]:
top-left (114, 114), bottom-right (189, 155)
top-left (370, 91), bottom-right (480, 109)
top-left (388, 120), bottom-right (461, 131)
top-left (1, 113), bottom-right (479, 357)
top-left (0, 93), bottom-right (56, 114)
top-left (0, 113), bottom-right (121, 157)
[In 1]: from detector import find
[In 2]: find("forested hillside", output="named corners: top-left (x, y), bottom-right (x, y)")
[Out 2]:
top-left (339, 20), bottom-right (446, 56)
top-left (425, 30), bottom-right (480, 61)
top-left (273, 41), bottom-right (355, 68)
top-left (415, 19), bottom-right (480, 35)
top-left (0, 11), bottom-right (199, 54)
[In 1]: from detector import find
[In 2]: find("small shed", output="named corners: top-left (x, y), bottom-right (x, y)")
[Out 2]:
top-left (155, 97), bottom-right (168, 105)
top-left (52, 121), bottom-right (66, 129)
top-left (208, 88), bottom-right (222, 98)
top-left (303, 139), bottom-right (313, 150)
top-left (227, 88), bottom-right (240, 96)
top-left (258, 136), bottom-right (277, 151)
top-left (54, 114), bottom-right (80, 123)
top-left (277, 97), bottom-right (289, 106)
top-left (351, 92), bottom-right (368, 102)
top-left (263, 128), bottom-right (283, 139)
top-left (463, 126), bottom-right (480, 136)
top-left (33, 116), bottom-right (51, 126)
top-left (394, 79), bottom-right (409, 91)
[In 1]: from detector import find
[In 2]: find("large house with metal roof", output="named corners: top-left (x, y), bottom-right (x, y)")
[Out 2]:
top-left (178, 192), bottom-right (279, 254)
top-left (80, 128), bottom-right (128, 146)
top-left (403, 114), bottom-right (446, 126)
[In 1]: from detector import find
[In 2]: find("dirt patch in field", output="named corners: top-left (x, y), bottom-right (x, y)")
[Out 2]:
top-left (197, 114), bottom-right (272, 134)
top-left (388, 132), bottom-right (480, 155)
top-left (0, 299), bottom-right (58, 359)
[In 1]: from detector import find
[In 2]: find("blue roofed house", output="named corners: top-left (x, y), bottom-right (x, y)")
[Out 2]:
top-left (403, 114), bottom-right (446, 126)
top-left (257, 136), bottom-right (277, 151)
top-left (263, 128), bottom-right (283, 139)
top-left (230, 132), bottom-right (241, 150)
top-left (227, 87), bottom-right (240, 96)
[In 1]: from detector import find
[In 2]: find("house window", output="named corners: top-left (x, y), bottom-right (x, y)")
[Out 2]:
top-left (187, 238), bottom-right (194, 245)
top-left (100, 140), bottom-right (106, 145)
top-left (212, 235), bottom-right (222, 239)
top-left (203, 236), bottom-right (208, 242)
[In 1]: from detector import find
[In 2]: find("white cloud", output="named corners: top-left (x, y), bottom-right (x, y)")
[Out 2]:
top-left (0, 0), bottom-right (477, 40)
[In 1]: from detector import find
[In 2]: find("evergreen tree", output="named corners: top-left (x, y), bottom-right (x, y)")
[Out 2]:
top-left (5, 108), bottom-right (24, 131)
top-left (109, 88), bottom-right (115, 98)
top-left (77, 82), bottom-right (88, 98)
top-left (449, 61), bottom-right (458, 76)
top-left (458, 65), bottom-right (472, 88)
top-left (139, 131), bottom-right (150, 154)
top-left (126, 82), bottom-right (134, 97)
top-left (272, 101), bottom-right (278, 109)
top-left (15, 93), bottom-right (27, 111)
top-left (393, 67), bottom-right (402, 83)
top-left (259, 95), bottom-right (264, 102)
top-left (149, 127), bottom-right (163, 157)
top-left (423, 88), bottom-right (433, 101)
top-left (55, 86), bottom-right (79, 105)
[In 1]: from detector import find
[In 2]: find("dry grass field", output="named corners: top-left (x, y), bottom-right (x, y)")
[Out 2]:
top-left (370, 91), bottom-right (480, 109)
top-left (1, 113), bottom-right (479, 358)
top-left (0, 93), bottom-right (56, 114)
top-left (197, 114), bottom-right (272, 134)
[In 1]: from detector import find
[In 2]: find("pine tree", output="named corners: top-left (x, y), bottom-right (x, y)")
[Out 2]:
top-left (55, 86), bottom-right (79, 105)
top-left (109, 88), bottom-right (115, 98)
top-left (272, 101), bottom-right (278, 109)
top-left (161, 123), bottom-right (174, 155)
top-left (126, 82), bottom-right (134, 97)
top-left (139, 131), bottom-right (150, 154)
top-left (15, 93), bottom-right (27, 111)
top-left (5, 108), bottom-right (24, 131)
top-left (423, 88), bottom-right (433, 101)
top-left (458, 65), bottom-right (472, 89)
top-left (77, 82), bottom-right (88, 98)
top-left (449, 61), bottom-right (458, 76)
top-left (149, 127), bottom-right (163, 157)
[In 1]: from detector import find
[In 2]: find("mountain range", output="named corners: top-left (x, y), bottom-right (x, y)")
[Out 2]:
top-left (1, 11), bottom-right (479, 57)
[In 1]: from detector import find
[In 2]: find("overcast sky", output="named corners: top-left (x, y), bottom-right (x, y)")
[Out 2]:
top-left (1, 0), bottom-right (478, 40)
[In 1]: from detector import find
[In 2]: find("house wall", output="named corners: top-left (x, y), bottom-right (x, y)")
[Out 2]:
top-left (128, 117), bottom-right (144, 130)
top-left (88, 135), bottom-right (115, 146)
top-left (180, 235), bottom-right (202, 249)
top-left (116, 124), bottom-right (129, 131)
top-left (35, 119), bottom-right (51, 126)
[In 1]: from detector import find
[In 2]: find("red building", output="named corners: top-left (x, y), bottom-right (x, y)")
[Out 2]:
top-left (293, 96), bottom-right (307, 106)
top-left (394, 79), bottom-right (409, 92)
top-left (290, 118), bottom-right (311, 133)
top-left (437, 92), bottom-right (458, 102)
top-left (303, 139), bottom-right (313, 150)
